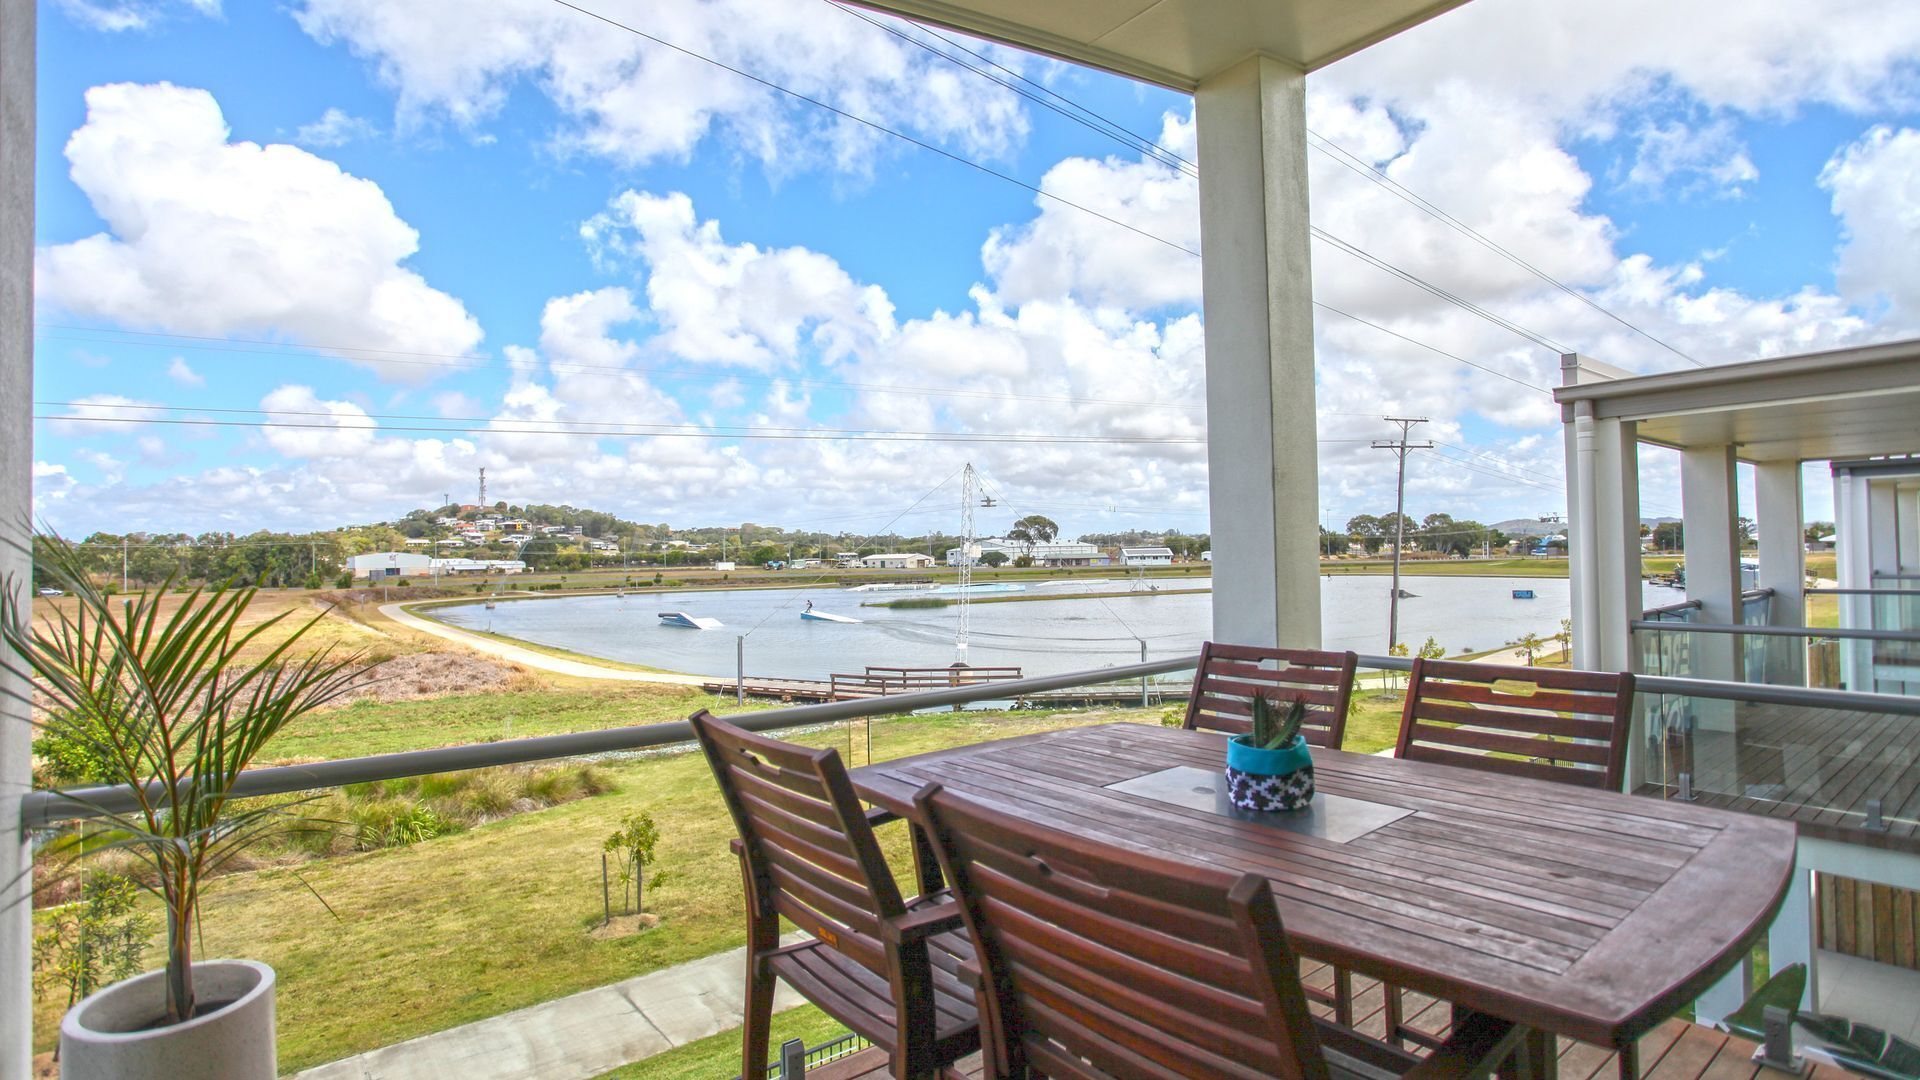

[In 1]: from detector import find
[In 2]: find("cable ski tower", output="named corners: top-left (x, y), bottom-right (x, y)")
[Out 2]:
top-left (956, 463), bottom-right (976, 663)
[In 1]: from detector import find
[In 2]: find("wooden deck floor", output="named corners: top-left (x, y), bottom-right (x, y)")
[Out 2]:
top-left (803, 964), bottom-right (1853, 1080)
top-left (1638, 698), bottom-right (1920, 852)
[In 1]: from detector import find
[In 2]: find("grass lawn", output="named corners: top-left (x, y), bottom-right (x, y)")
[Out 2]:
top-left (32, 704), bottom-right (1155, 1071)
top-left (264, 680), bottom-right (747, 761)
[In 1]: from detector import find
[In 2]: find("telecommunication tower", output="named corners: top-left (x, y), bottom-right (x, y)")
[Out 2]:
top-left (956, 464), bottom-right (976, 662)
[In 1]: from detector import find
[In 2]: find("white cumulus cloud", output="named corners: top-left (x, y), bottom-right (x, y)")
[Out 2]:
top-left (292, 0), bottom-right (1029, 174)
top-left (36, 82), bottom-right (483, 383)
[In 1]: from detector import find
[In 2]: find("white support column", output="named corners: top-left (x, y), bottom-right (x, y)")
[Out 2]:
top-left (1561, 354), bottom-right (1640, 675)
top-left (1898, 486), bottom-right (1919, 573)
top-left (1833, 466), bottom-right (1873, 688)
top-left (1768, 867), bottom-right (1817, 1014)
top-left (1682, 445), bottom-right (1743, 723)
top-left (1194, 55), bottom-right (1321, 649)
top-left (1590, 417), bottom-right (1641, 674)
top-left (1867, 479), bottom-right (1901, 583)
top-left (1755, 460), bottom-right (1806, 685)
top-left (1692, 954), bottom-right (1755, 1028)
top-left (0, 0), bottom-right (33, 1073)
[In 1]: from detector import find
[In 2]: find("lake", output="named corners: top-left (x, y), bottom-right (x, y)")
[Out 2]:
top-left (431, 576), bottom-right (1675, 681)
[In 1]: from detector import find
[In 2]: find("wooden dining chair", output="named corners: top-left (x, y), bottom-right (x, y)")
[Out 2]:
top-left (689, 710), bottom-right (979, 1080)
top-left (912, 780), bottom-right (1524, 1080)
top-left (1185, 641), bottom-right (1361, 749)
top-left (1384, 658), bottom-right (1636, 1071)
top-left (1184, 640), bottom-right (1363, 1024)
top-left (1394, 658), bottom-right (1635, 789)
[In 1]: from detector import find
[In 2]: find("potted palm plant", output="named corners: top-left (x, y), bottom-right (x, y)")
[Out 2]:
top-left (1224, 694), bottom-right (1316, 812)
top-left (3, 534), bottom-right (368, 1079)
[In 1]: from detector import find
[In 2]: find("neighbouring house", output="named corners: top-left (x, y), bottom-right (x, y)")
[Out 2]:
top-left (863, 552), bottom-right (937, 569)
top-left (347, 552), bottom-right (434, 579)
top-left (946, 538), bottom-right (1104, 567)
top-left (1558, 342), bottom-right (1920, 1023)
top-left (404, 537), bottom-right (431, 547)
top-left (1120, 546), bottom-right (1175, 566)
top-left (833, 552), bottom-right (863, 567)
top-left (432, 558), bottom-right (526, 575)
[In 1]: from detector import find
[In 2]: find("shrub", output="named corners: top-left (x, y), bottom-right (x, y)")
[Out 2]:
top-left (524, 769), bottom-right (583, 805)
top-left (352, 800), bottom-right (455, 850)
top-left (457, 771), bottom-right (520, 817)
top-left (31, 712), bottom-right (117, 785)
top-left (413, 772), bottom-right (468, 801)
top-left (33, 873), bottom-right (154, 1011)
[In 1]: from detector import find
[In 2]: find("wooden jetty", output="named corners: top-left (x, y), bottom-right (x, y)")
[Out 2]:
top-left (700, 664), bottom-right (1186, 708)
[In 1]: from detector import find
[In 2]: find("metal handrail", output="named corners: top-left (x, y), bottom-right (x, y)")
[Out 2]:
top-left (1631, 672), bottom-right (1920, 716)
top-left (1628, 620), bottom-right (1920, 642)
top-left (19, 646), bottom-right (1920, 829)
top-left (1640, 598), bottom-right (1703, 619)
top-left (1804, 587), bottom-right (1920, 597)
top-left (17, 654), bottom-right (1201, 829)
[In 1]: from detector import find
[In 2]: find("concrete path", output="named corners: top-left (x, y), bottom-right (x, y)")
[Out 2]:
top-left (380, 603), bottom-right (708, 686)
top-left (293, 938), bottom-right (805, 1080)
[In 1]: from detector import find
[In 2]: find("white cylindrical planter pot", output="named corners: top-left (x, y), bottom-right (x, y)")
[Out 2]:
top-left (60, 959), bottom-right (276, 1080)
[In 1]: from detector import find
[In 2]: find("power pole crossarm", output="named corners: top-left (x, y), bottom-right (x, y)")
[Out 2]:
top-left (1371, 417), bottom-right (1432, 653)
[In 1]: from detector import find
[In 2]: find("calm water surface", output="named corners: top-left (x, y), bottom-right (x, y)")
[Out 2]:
top-left (434, 576), bottom-right (1674, 681)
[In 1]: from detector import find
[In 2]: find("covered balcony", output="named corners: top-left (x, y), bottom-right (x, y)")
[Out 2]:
top-left (5, 1), bottom-right (1920, 1079)
top-left (1559, 339), bottom-right (1920, 1026)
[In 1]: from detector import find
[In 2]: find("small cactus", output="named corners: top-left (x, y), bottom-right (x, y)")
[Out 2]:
top-left (1250, 694), bottom-right (1309, 751)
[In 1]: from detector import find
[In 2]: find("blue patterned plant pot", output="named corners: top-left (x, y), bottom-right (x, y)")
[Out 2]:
top-left (1225, 734), bottom-right (1315, 812)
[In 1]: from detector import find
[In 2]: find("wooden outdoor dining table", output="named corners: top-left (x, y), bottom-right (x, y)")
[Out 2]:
top-left (848, 722), bottom-right (1799, 1074)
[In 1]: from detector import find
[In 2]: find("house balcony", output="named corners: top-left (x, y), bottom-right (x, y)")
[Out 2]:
top-left (13, 654), bottom-right (1920, 1076)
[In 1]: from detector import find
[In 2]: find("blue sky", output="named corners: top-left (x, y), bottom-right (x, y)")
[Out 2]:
top-left (30, 0), bottom-right (1920, 540)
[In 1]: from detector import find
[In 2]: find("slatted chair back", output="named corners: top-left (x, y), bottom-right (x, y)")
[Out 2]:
top-left (914, 783), bottom-right (1332, 1080)
top-left (1395, 658), bottom-right (1635, 790)
top-left (1185, 642), bottom-right (1359, 749)
top-left (691, 710), bottom-right (904, 977)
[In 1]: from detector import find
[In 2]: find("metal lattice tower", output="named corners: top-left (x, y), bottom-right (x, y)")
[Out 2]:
top-left (477, 467), bottom-right (487, 507)
top-left (956, 463), bottom-right (976, 663)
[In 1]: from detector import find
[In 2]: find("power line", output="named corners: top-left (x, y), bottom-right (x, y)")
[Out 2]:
top-left (36, 399), bottom-right (1202, 442)
top-left (546, 0), bottom-right (1588, 368)
top-left (1303, 131), bottom-right (1704, 369)
top-left (547, 0), bottom-right (1198, 258)
top-left (1309, 229), bottom-right (1568, 353)
top-left (825, 1), bottom-right (1196, 177)
top-left (1309, 303), bottom-right (1550, 394)
top-left (37, 325), bottom-right (1207, 414)
top-left (1429, 438), bottom-right (1565, 485)
top-left (37, 413), bottom-right (1206, 445)
top-left (820, 0), bottom-right (1682, 371)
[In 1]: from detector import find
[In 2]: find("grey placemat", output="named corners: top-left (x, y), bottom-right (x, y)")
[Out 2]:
top-left (1105, 765), bottom-right (1412, 844)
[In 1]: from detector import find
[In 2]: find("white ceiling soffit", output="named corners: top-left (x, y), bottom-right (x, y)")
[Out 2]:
top-left (842, 0), bottom-right (1474, 89)
top-left (1554, 337), bottom-right (1920, 463)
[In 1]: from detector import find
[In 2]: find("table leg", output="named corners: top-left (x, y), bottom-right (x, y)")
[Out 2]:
top-left (1496, 1028), bottom-right (1558, 1080)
